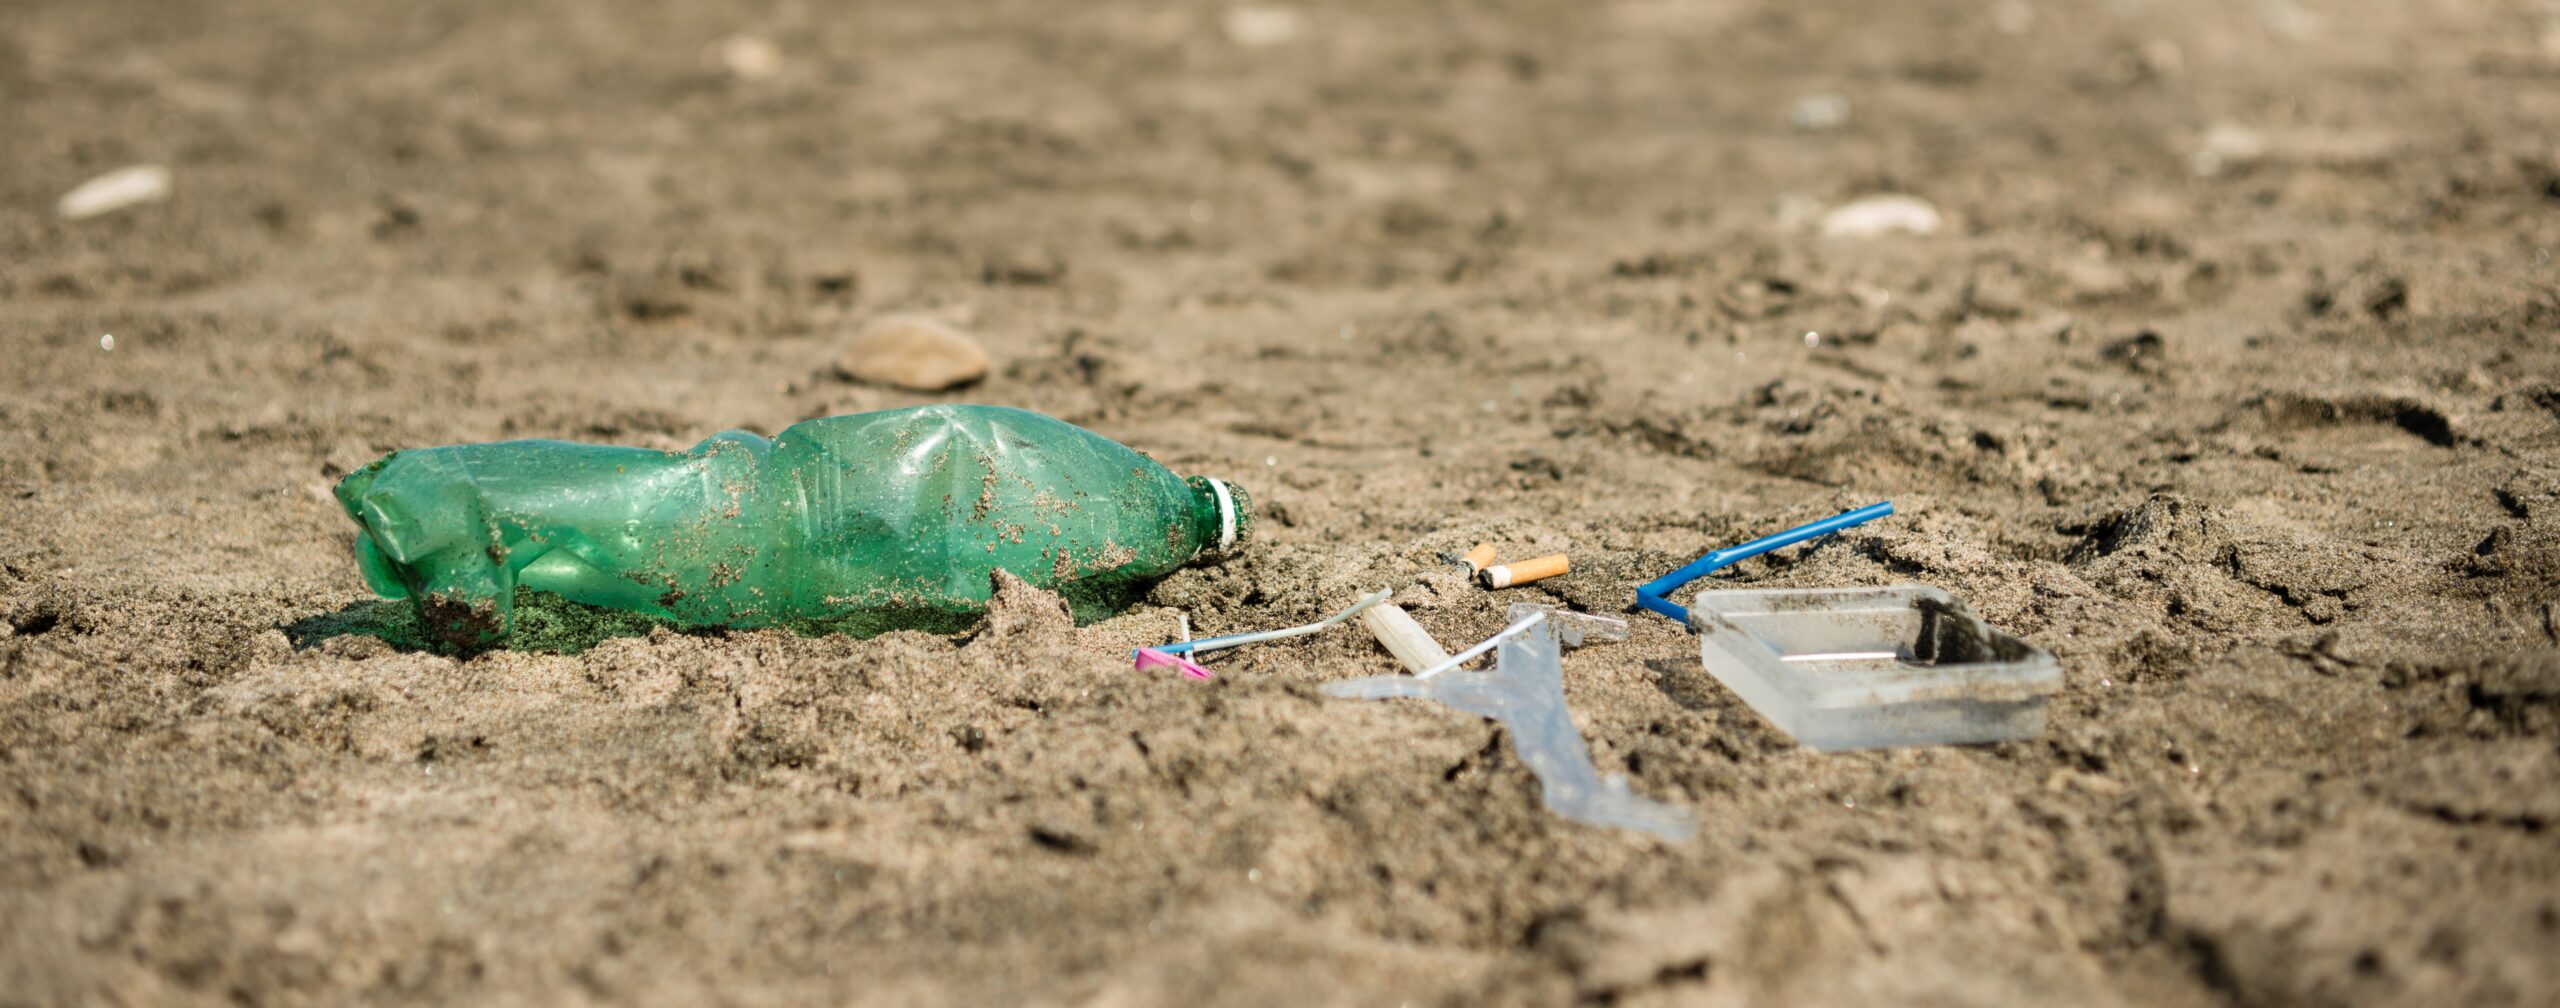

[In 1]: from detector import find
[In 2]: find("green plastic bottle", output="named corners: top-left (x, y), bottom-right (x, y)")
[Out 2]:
top-left (332, 405), bottom-right (1252, 647)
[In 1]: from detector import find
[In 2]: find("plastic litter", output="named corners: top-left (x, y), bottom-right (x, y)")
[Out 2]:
top-left (1636, 501), bottom-right (1896, 625)
top-left (1637, 502), bottom-right (2061, 750)
top-left (1410, 607), bottom-right (1544, 680)
top-left (1134, 647), bottom-right (1214, 681)
top-left (1686, 585), bottom-right (2061, 750)
top-left (1537, 605), bottom-right (1629, 645)
top-left (1325, 604), bottom-right (1692, 841)
top-left (335, 404), bottom-right (1253, 646)
top-left (1358, 602), bottom-right (1451, 675)
top-left (1141, 588), bottom-right (1390, 658)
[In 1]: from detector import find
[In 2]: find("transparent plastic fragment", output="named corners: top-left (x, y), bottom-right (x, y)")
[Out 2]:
top-left (1517, 602), bottom-right (1628, 646)
top-left (1324, 606), bottom-right (1696, 841)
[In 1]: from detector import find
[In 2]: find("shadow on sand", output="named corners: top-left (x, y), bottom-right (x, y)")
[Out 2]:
top-left (281, 591), bottom-right (692, 656)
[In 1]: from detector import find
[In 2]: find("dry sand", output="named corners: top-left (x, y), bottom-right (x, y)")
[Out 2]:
top-left (5, 0), bottom-right (2559, 1004)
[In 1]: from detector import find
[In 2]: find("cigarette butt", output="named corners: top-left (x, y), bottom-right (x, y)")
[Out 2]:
top-left (1457, 543), bottom-right (1497, 574)
top-left (1478, 554), bottom-right (1569, 589)
top-left (1360, 603), bottom-right (1451, 675)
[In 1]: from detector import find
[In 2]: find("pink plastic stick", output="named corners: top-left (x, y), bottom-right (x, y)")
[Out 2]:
top-left (1135, 647), bottom-right (1214, 680)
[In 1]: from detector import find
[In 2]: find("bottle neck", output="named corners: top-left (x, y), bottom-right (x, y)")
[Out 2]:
top-left (1184, 476), bottom-right (1251, 558)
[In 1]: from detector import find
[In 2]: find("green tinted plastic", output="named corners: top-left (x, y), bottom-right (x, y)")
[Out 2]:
top-left (333, 405), bottom-right (1251, 647)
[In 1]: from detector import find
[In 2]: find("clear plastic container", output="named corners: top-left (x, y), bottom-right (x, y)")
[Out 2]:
top-left (1686, 585), bottom-right (2060, 751)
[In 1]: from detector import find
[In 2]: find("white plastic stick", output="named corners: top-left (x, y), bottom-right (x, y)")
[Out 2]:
top-left (1415, 610), bottom-right (1546, 680)
top-left (1157, 588), bottom-right (1392, 656)
top-left (1360, 603), bottom-right (1452, 675)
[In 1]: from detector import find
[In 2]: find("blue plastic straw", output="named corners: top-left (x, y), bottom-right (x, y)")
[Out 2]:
top-left (1634, 501), bottom-right (1895, 627)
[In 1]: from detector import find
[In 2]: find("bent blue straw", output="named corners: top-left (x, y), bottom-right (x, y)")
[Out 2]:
top-left (1634, 501), bottom-right (1895, 627)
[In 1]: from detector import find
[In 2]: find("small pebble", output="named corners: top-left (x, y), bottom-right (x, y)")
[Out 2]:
top-left (2062, 258), bottom-right (2136, 300)
top-left (1819, 195), bottom-right (1942, 239)
top-left (713, 35), bottom-right (781, 81)
top-left (2190, 123), bottom-right (2266, 176)
top-left (1787, 93), bottom-right (1851, 131)
top-left (835, 315), bottom-right (990, 392)
top-left (1223, 6), bottom-right (1304, 47)
top-left (57, 164), bottom-right (172, 220)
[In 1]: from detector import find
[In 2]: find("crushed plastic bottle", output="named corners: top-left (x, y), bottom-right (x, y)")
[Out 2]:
top-left (333, 404), bottom-right (1252, 647)
top-left (1325, 604), bottom-right (1695, 841)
